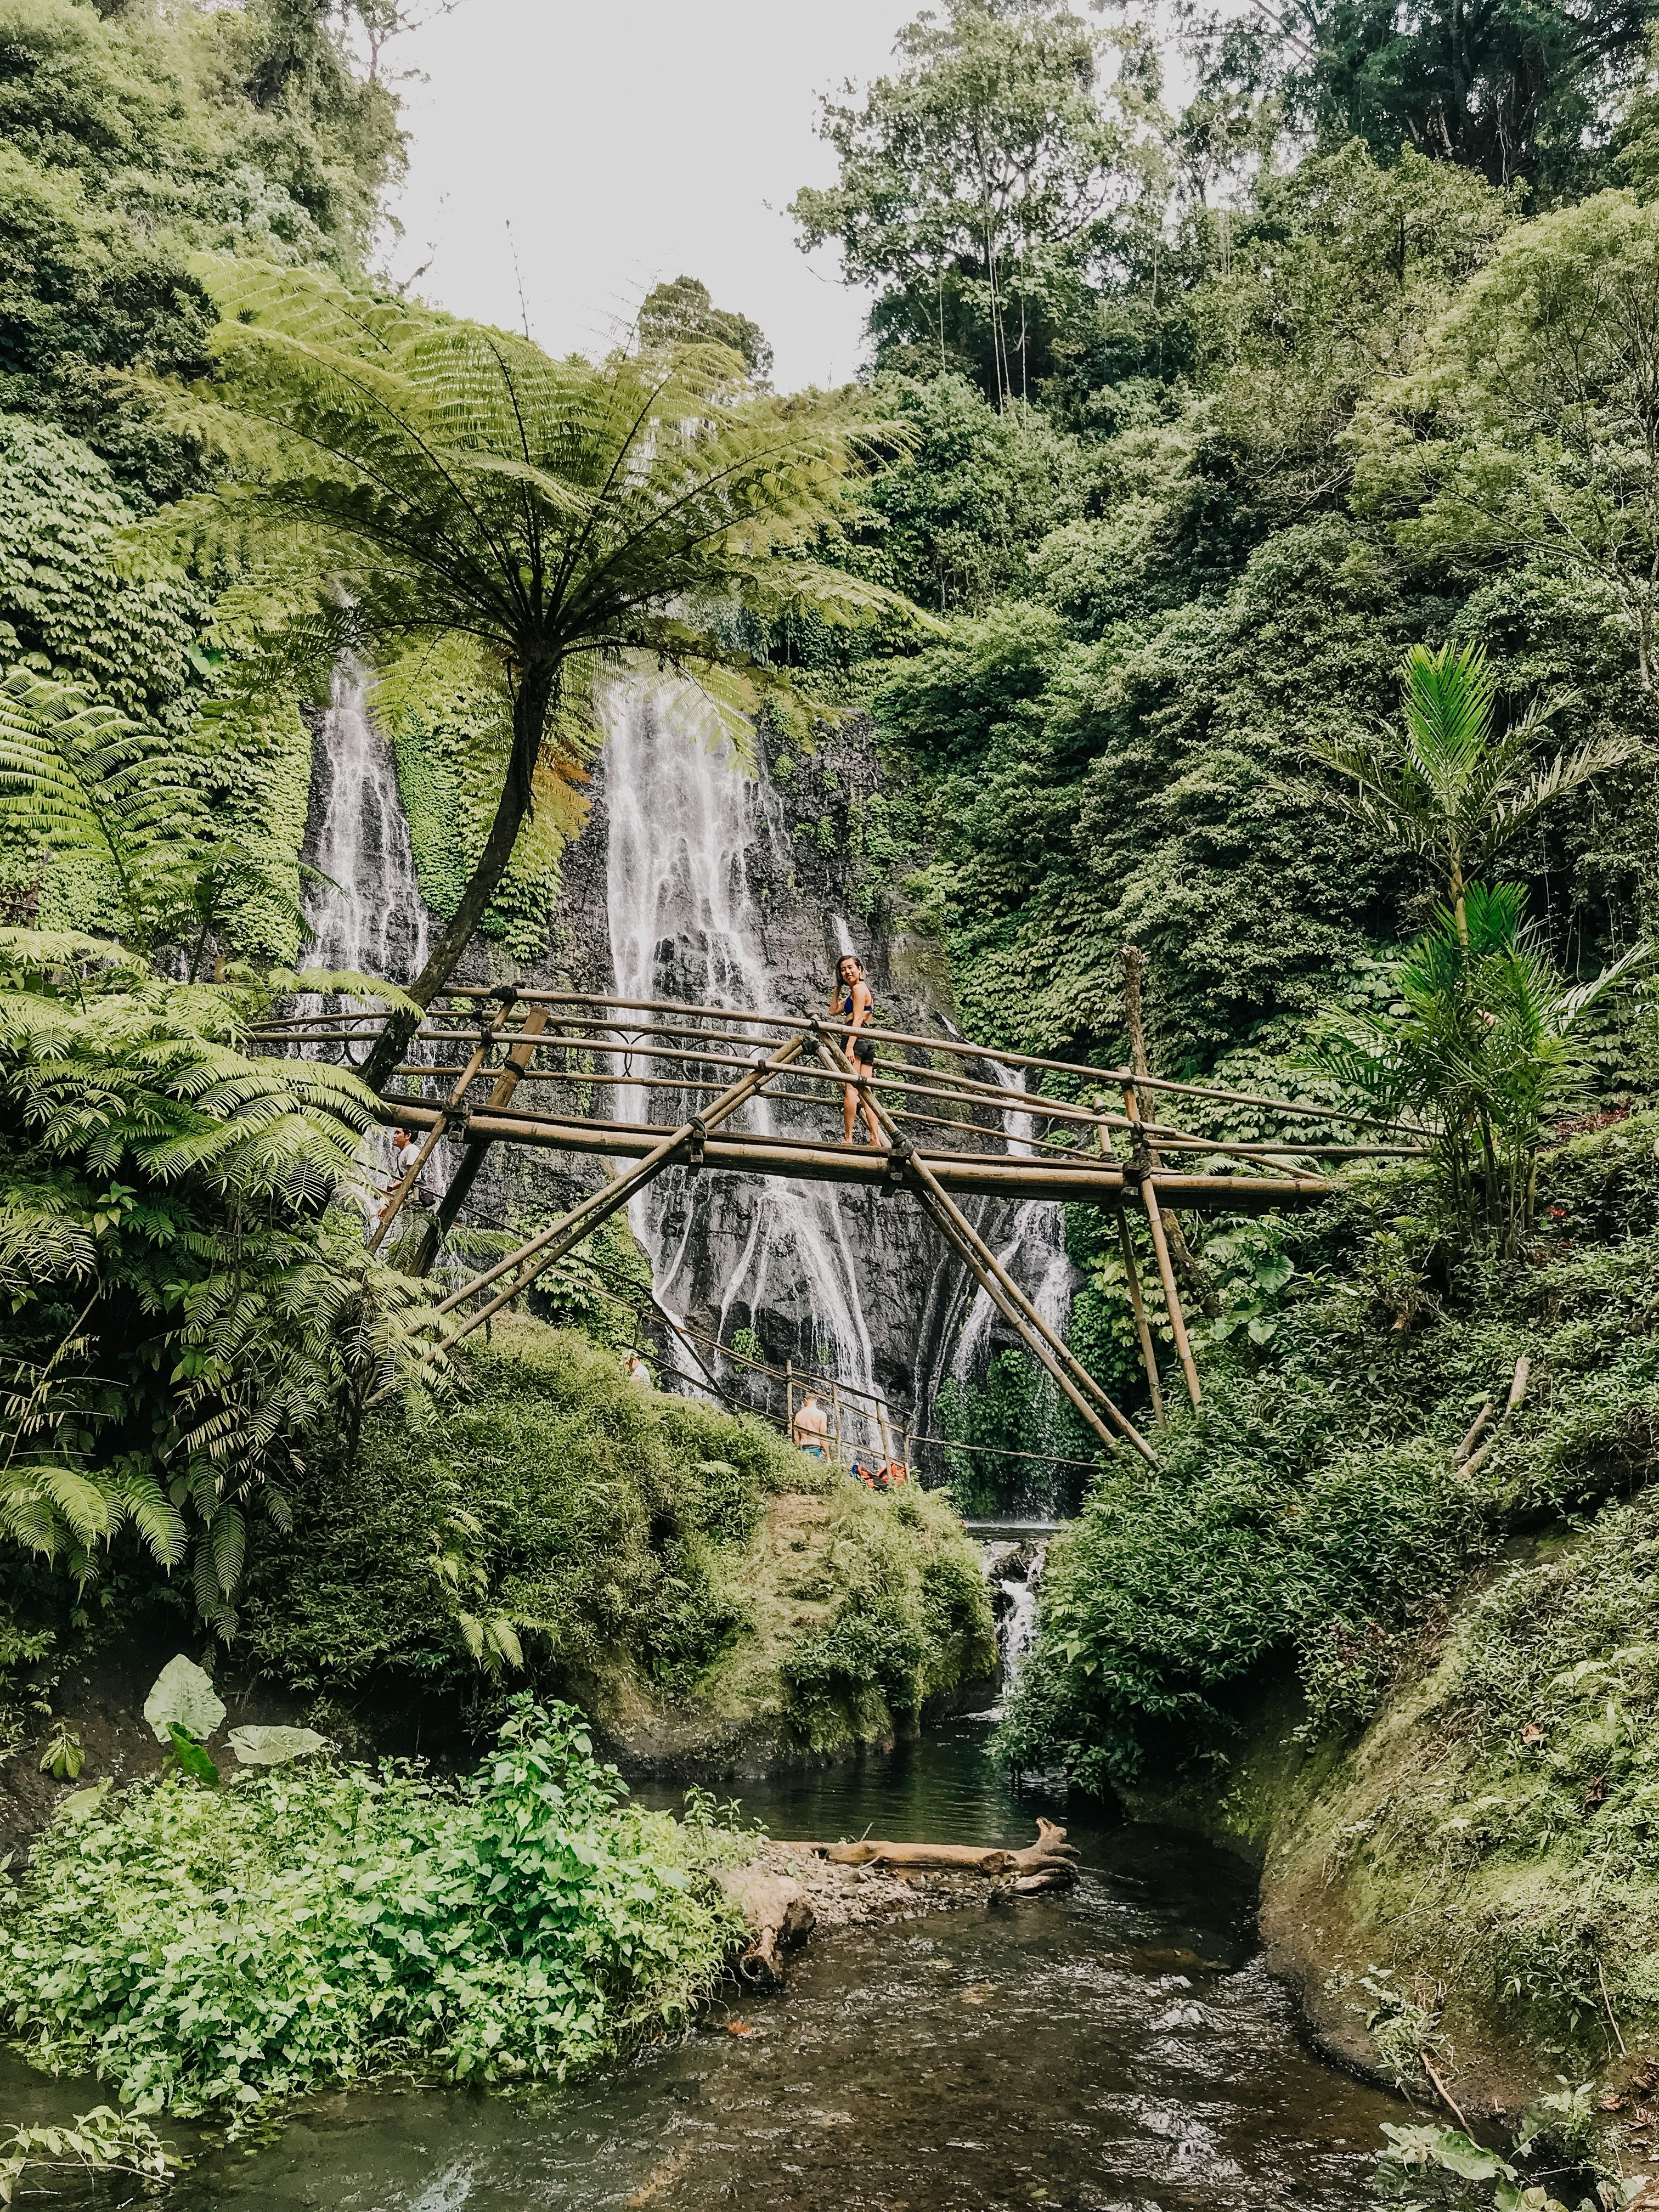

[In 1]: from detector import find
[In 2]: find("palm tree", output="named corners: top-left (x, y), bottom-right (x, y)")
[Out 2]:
top-left (145, 260), bottom-right (922, 1089)
top-left (1310, 641), bottom-right (1629, 947)
top-left (1310, 883), bottom-right (1648, 1250)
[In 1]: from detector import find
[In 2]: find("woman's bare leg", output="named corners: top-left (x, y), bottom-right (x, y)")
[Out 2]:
top-left (843, 1082), bottom-right (858, 1142)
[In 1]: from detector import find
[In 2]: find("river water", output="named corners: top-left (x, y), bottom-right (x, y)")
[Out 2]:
top-left (0, 1725), bottom-right (1399, 2211)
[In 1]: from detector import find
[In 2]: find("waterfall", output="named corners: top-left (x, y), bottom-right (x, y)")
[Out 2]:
top-left (950, 1068), bottom-right (1079, 1386)
top-left (971, 1533), bottom-right (1050, 1714)
top-left (301, 661), bottom-right (433, 1215)
top-left (303, 659), bottom-right (429, 986)
top-left (602, 682), bottom-right (880, 1402)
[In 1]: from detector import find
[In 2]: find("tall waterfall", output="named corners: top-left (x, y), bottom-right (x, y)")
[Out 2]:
top-left (303, 660), bottom-right (429, 985)
top-left (603, 683), bottom-right (879, 1400)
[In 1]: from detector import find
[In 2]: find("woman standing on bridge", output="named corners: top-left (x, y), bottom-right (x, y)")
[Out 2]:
top-left (833, 952), bottom-right (883, 1147)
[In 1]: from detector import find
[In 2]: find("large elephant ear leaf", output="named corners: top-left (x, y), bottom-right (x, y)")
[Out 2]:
top-left (167, 1724), bottom-right (221, 1787)
top-left (143, 1655), bottom-right (226, 1745)
top-left (228, 1725), bottom-right (328, 1767)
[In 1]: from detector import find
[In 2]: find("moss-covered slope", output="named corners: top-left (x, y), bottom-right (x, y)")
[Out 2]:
top-left (239, 1317), bottom-right (996, 1769)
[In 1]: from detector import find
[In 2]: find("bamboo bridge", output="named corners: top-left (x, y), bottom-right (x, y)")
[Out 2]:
top-left (256, 985), bottom-right (1424, 1470)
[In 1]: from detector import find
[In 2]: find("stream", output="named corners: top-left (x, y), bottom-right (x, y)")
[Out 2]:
top-left (0, 1721), bottom-right (1399, 2211)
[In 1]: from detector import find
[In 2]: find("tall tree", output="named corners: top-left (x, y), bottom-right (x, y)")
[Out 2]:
top-left (638, 275), bottom-right (772, 386)
top-left (146, 259), bottom-right (918, 1089)
top-left (791, 0), bottom-right (1164, 403)
top-left (1212, 0), bottom-right (1658, 195)
top-left (1355, 190), bottom-right (1659, 689)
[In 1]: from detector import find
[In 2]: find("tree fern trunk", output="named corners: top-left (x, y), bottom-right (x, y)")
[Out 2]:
top-left (360, 664), bottom-right (557, 1097)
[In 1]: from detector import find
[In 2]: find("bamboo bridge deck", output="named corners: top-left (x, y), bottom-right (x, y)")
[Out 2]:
top-left (255, 985), bottom-right (1424, 1468)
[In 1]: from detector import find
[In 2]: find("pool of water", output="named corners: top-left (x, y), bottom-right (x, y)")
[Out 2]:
top-left (2, 1724), bottom-right (1398, 2210)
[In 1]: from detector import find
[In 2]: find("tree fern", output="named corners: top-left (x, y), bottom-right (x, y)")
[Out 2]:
top-left (139, 257), bottom-right (935, 1085)
top-left (1, 928), bottom-right (449, 1619)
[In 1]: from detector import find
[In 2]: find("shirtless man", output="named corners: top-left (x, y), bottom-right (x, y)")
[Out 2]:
top-left (792, 1391), bottom-right (830, 1458)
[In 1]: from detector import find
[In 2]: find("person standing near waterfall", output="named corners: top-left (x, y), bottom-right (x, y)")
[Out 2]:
top-left (834, 953), bottom-right (883, 1146)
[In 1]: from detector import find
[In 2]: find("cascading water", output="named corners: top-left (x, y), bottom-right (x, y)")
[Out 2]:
top-left (972, 1532), bottom-right (1051, 1713)
top-left (947, 1068), bottom-right (1080, 1510)
top-left (301, 661), bottom-right (433, 1211)
top-left (602, 682), bottom-right (879, 1403)
top-left (303, 659), bottom-right (429, 985)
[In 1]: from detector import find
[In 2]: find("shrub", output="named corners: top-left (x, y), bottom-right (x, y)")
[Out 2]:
top-left (0, 1699), bottom-right (744, 2122)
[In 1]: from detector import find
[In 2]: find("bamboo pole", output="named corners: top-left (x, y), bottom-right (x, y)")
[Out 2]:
top-left (415, 986), bottom-right (1417, 1133)
top-left (375, 1093), bottom-right (1329, 1210)
top-left (432, 1036), bottom-right (806, 1347)
top-left (1124, 1077), bottom-right (1202, 1411)
top-left (409, 1005), bottom-right (551, 1277)
top-left (366, 998), bottom-right (512, 1254)
top-left (1120, 947), bottom-right (1205, 1412)
top-left (1114, 1197), bottom-right (1165, 1425)
top-left (809, 1029), bottom-right (1156, 1468)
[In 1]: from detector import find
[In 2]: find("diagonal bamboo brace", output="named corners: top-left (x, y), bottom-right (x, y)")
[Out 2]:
top-left (435, 1034), bottom-right (808, 1347)
top-left (368, 996), bottom-right (515, 1254)
top-left (407, 1003), bottom-right (551, 1276)
top-left (810, 1030), bottom-right (1158, 1469)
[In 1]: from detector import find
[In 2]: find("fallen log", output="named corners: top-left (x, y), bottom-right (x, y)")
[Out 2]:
top-left (793, 1816), bottom-right (1079, 1883)
top-left (713, 1865), bottom-right (816, 1986)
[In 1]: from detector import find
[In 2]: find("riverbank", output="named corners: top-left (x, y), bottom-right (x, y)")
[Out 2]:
top-left (0, 1721), bottom-right (1400, 2211)
top-left (1124, 1510), bottom-right (1659, 2153)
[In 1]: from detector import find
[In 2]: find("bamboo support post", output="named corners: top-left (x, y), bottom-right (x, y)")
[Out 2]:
top-left (1120, 947), bottom-right (1204, 1412)
top-left (408, 1003), bottom-right (551, 1277)
top-left (1115, 1198), bottom-right (1165, 1425)
top-left (1123, 1079), bottom-right (1202, 1412)
top-left (368, 998), bottom-right (514, 1254)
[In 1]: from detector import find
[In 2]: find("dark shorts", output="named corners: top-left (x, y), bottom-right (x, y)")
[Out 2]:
top-left (851, 1037), bottom-right (877, 1067)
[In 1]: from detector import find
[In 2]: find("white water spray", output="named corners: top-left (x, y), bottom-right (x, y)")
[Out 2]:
top-left (303, 659), bottom-right (429, 985)
top-left (602, 682), bottom-right (879, 1399)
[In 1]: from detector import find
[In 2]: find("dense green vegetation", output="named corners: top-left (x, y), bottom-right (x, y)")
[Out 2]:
top-left (1, 1700), bottom-right (748, 2120)
top-left (10, 0), bottom-right (1659, 2169)
top-left (239, 1317), bottom-right (993, 1752)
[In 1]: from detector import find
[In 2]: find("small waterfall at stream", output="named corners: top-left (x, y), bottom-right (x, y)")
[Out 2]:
top-left (602, 682), bottom-right (880, 1403)
top-left (973, 1532), bottom-right (1050, 1715)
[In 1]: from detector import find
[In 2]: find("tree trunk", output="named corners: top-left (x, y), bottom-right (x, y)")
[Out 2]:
top-left (359, 664), bottom-right (557, 1097)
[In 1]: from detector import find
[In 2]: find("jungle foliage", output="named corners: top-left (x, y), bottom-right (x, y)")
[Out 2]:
top-left (0, 1699), bottom-right (747, 2120)
top-left (1000, 1112), bottom-right (1659, 1789)
top-left (238, 1317), bottom-right (994, 1748)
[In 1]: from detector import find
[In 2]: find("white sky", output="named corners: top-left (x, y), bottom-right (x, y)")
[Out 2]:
top-left (382, 0), bottom-right (923, 393)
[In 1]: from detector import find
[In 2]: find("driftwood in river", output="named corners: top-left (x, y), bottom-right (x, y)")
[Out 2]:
top-left (798, 1816), bottom-right (1080, 1893)
top-left (714, 1864), bottom-right (817, 1986)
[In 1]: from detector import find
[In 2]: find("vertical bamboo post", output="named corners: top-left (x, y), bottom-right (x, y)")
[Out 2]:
top-left (786, 1358), bottom-right (795, 1448)
top-left (807, 1029), bottom-right (1156, 1467)
top-left (1115, 1199), bottom-right (1165, 1424)
top-left (1123, 1077), bottom-right (1202, 1410)
top-left (876, 1396), bottom-right (897, 1470)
